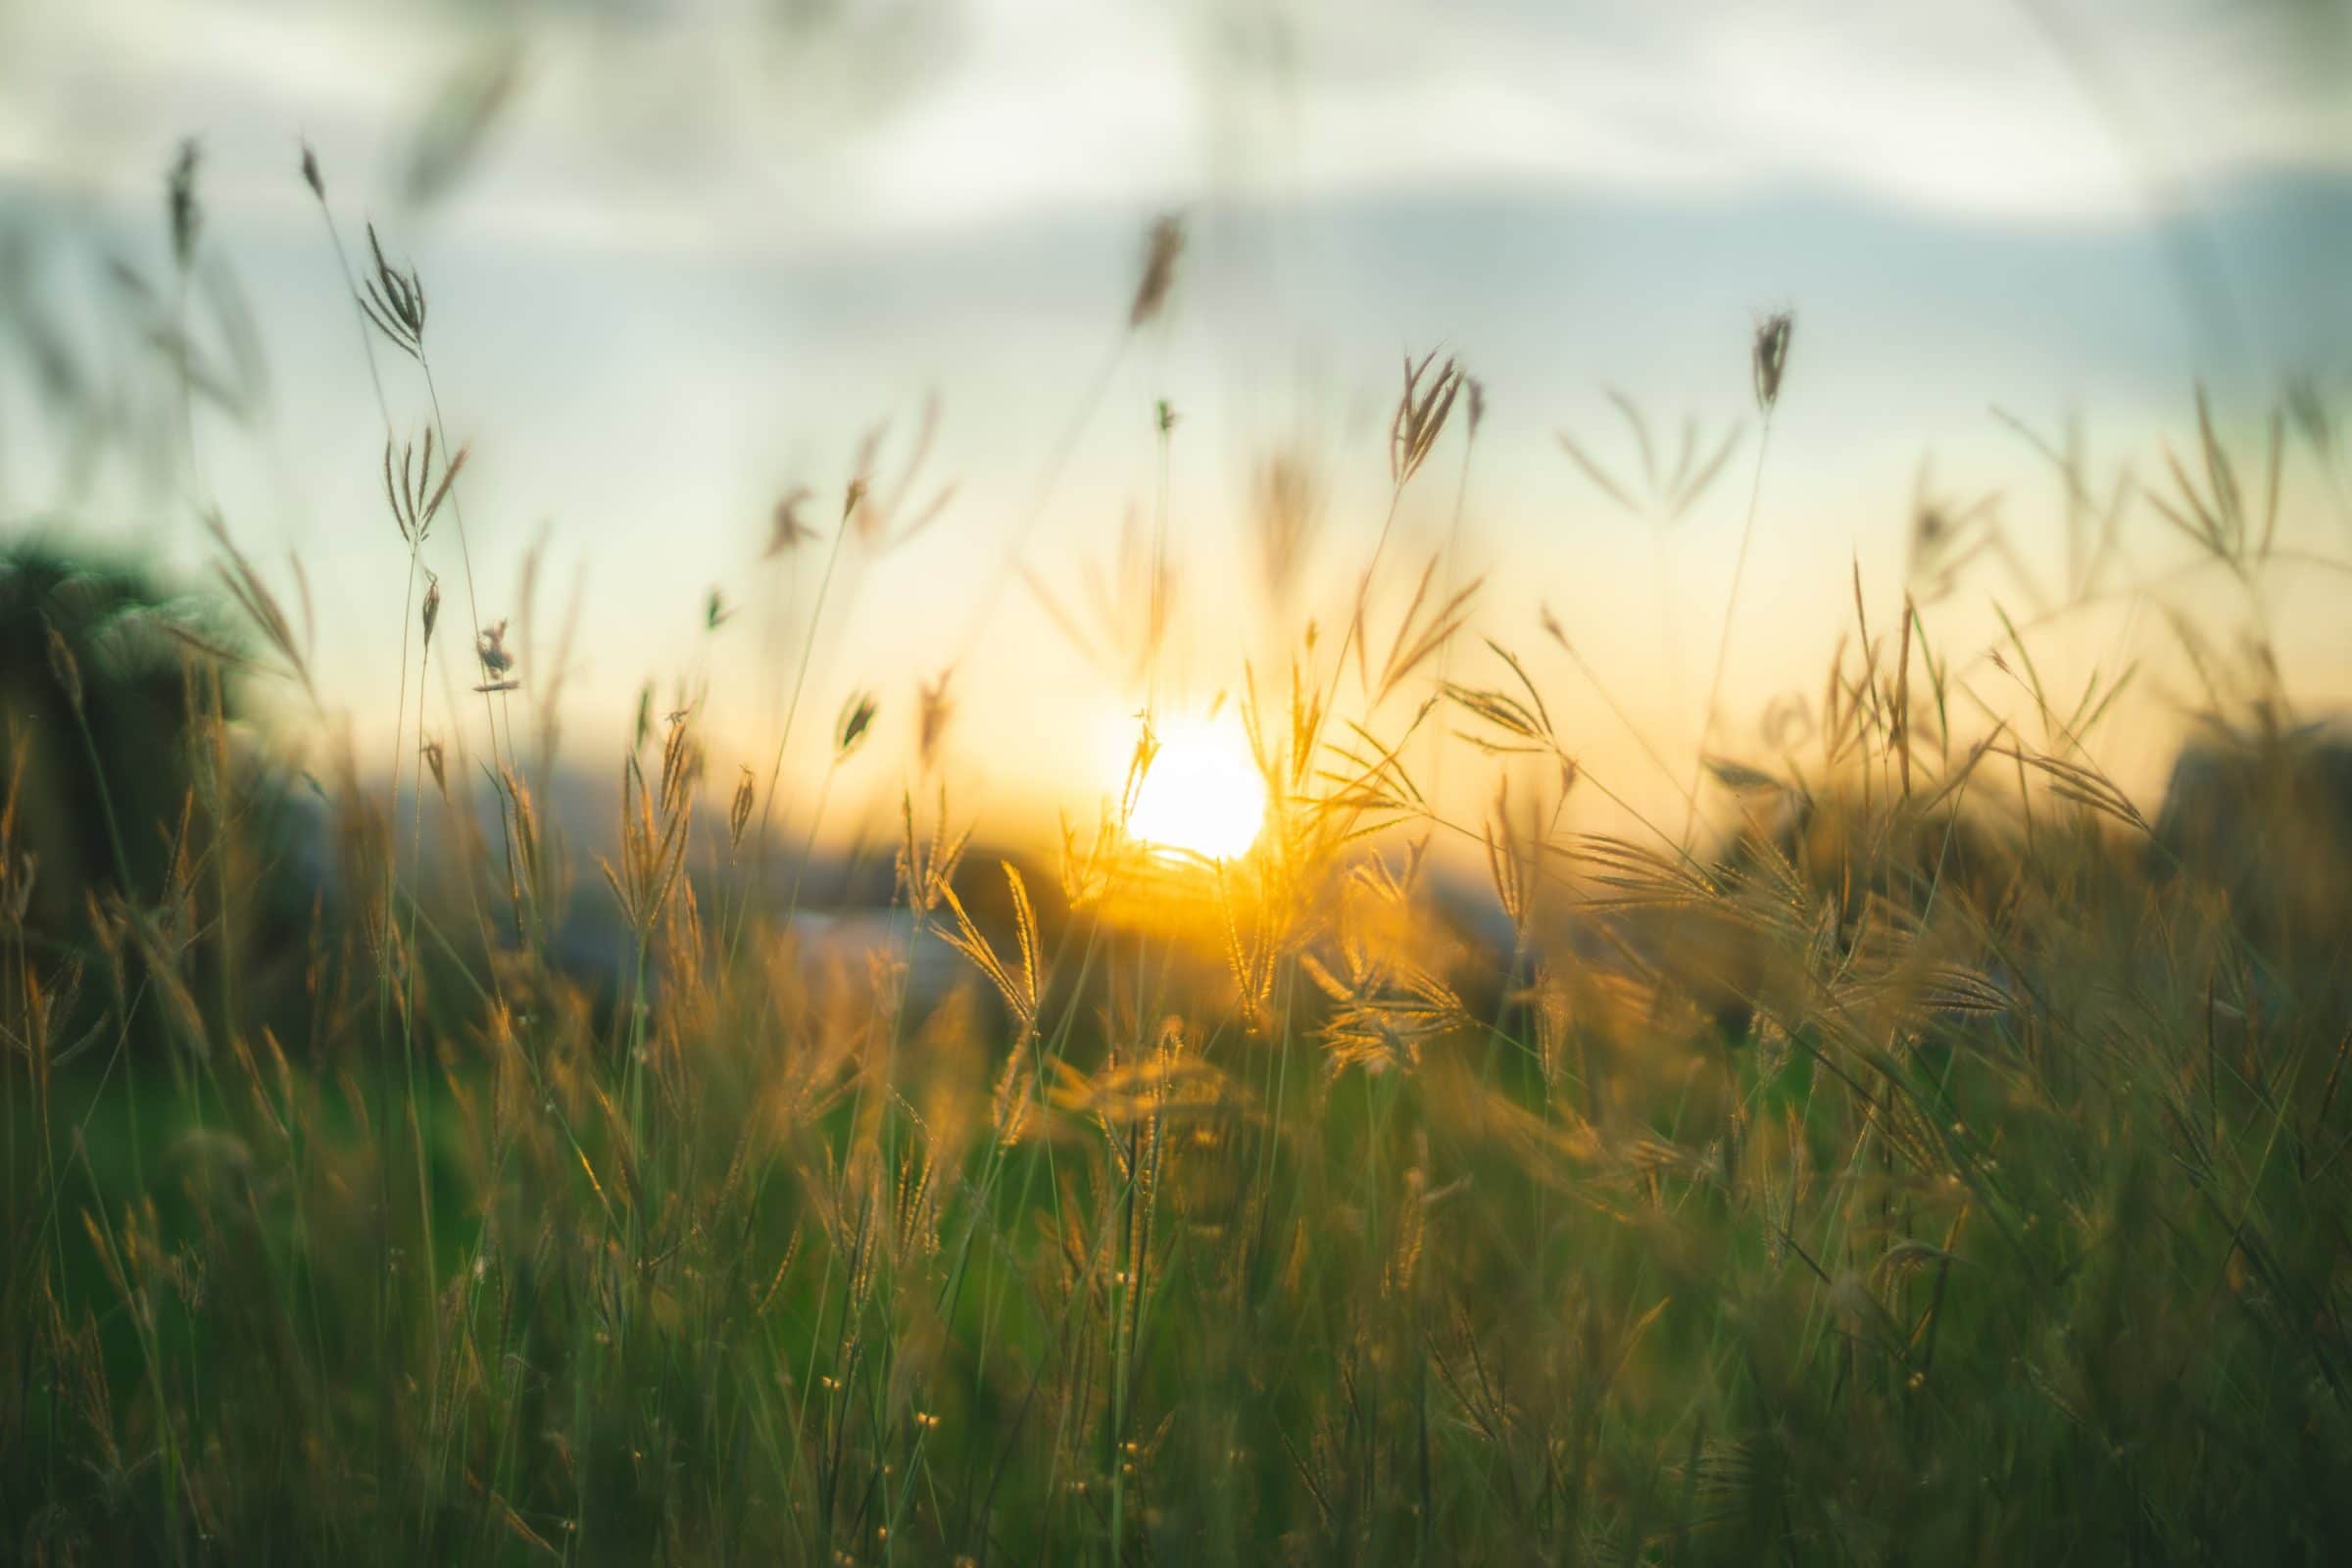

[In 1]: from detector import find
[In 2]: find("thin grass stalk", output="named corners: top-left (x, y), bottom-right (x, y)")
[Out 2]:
top-left (1684, 411), bottom-right (1780, 846)
top-left (778, 756), bottom-right (841, 941)
top-left (1147, 398), bottom-right (1174, 720)
top-left (414, 359), bottom-right (523, 953)
top-left (399, 599), bottom-right (441, 1412)
top-left (309, 192), bottom-right (439, 1359)
top-left (735, 515), bottom-right (852, 967)
top-left (300, 155), bottom-right (413, 990)
top-left (1303, 481), bottom-right (1407, 779)
top-left (945, 328), bottom-right (1132, 669)
top-left (1427, 404), bottom-right (1483, 808)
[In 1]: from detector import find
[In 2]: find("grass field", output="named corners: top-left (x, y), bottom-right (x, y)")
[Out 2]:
top-left (4, 145), bottom-right (2352, 1567)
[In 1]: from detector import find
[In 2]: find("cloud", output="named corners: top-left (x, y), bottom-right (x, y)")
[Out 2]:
top-left (3, 0), bottom-right (2345, 252)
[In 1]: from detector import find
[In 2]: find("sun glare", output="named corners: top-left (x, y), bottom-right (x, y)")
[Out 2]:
top-left (1127, 717), bottom-right (1267, 861)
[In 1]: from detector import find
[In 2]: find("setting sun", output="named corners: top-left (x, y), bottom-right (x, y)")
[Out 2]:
top-left (1126, 717), bottom-right (1268, 860)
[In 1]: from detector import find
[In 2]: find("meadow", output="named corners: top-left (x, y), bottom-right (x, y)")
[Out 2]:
top-left (3, 143), bottom-right (2351, 1566)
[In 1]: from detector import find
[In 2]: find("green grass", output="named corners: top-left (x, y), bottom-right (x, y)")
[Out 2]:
top-left (7, 745), bottom-right (2351, 1564)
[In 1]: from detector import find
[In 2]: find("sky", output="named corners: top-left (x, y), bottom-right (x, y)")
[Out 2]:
top-left (2, 0), bottom-right (2349, 848)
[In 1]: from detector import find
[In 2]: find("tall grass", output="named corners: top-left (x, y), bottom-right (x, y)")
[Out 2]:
top-left (3, 153), bottom-right (2351, 1568)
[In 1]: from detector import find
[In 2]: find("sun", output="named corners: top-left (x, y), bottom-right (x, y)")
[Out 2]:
top-left (1127, 716), bottom-right (1268, 861)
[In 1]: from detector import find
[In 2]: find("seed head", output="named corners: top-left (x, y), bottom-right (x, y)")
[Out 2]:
top-left (917, 668), bottom-right (955, 772)
top-left (476, 619), bottom-right (515, 679)
top-left (2284, 372), bottom-right (2334, 455)
top-left (382, 430), bottom-right (466, 545)
top-left (765, 486), bottom-right (818, 557)
top-left (1129, 215), bottom-right (1184, 329)
top-left (360, 224), bottom-right (428, 361)
top-left (1391, 351), bottom-right (1465, 488)
top-left (843, 395), bottom-right (955, 551)
top-left (420, 737), bottom-right (448, 799)
top-left (1251, 447), bottom-right (1324, 607)
top-left (168, 139), bottom-right (201, 270)
top-left (44, 624), bottom-right (82, 711)
top-left (420, 574), bottom-right (442, 651)
top-left (299, 140), bottom-right (324, 201)
top-left (1752, 312), bottom-right (1794, 414)
top-left (836, 691), bottom-right (879, 759)
top-left (729, 766), bottom-right (756, 851)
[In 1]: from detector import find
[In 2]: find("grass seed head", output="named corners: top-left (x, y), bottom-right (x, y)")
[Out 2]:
top-left (1392, 351), bottom-right (1465, 488)
top-left (729, 766), bottom-right (755, 851)
top-left (836, 690), bottom-right (879, 759)
top-left (168, 139), bottom-right (201, 270)
top-left (1753, 311), bottom-right (1794, 414)
top-left (845, 395), bottom-right (956, 552)
top-left (765, 487), bottom-right (818, 557)
top-left (1129, 214), bottom-right (1185, 329)
top-left (44, 623), bottom-right (83, 712)
top-left (360, 223), bottom-right (428, 361)
top-left (476, 619), bottom-right (515, 678)
top-left (1251, 446), bottom-right (1325, 608)
top-left (917, 667), bottom-right (955, 772)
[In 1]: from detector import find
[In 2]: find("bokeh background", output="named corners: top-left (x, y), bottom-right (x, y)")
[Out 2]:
top-left (4, 0), bottom-right (2349, 845)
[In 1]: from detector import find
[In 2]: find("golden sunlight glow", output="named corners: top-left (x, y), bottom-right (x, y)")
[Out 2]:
top-left (1127, 717), bottom-right (1267, 861)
